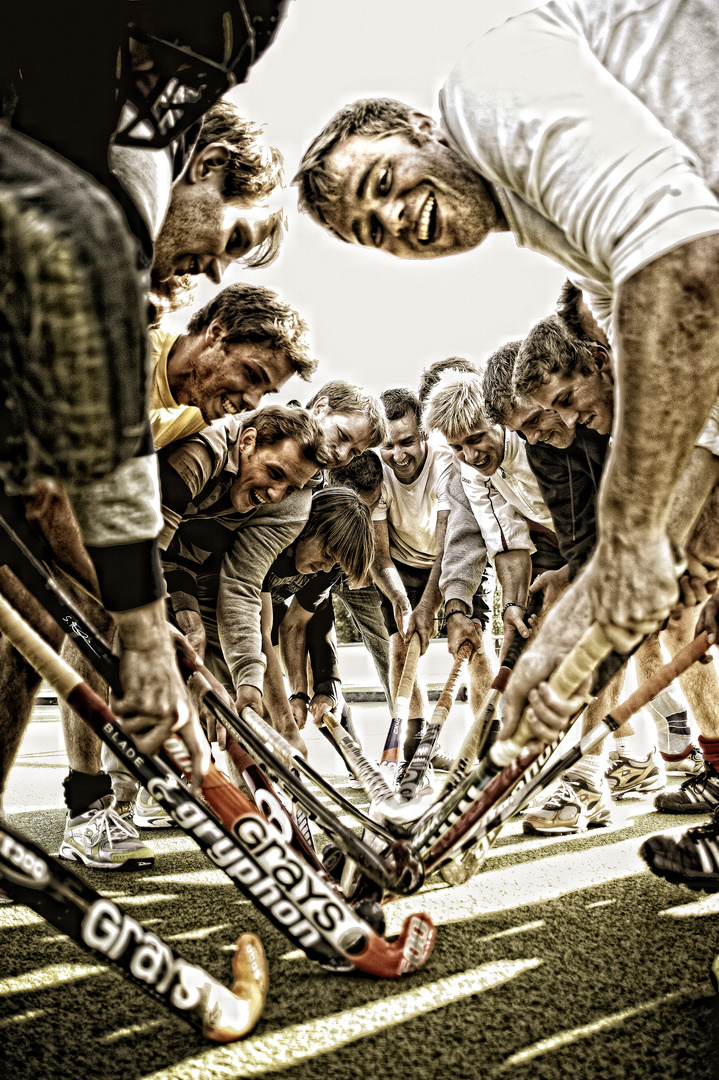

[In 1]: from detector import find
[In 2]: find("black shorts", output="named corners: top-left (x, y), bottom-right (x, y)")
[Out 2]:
top-left (379, 559), bottom-right (489, 636)
top-left (530, 533), bottom-right (567, 577)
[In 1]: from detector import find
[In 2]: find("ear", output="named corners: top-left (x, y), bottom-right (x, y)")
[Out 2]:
top-left (312, 396), bottom-right (329, 416)
top-left (593, 343), bottom-right (614, 380)
top-left (408, 110), bottom-right (450, 147)
top-left (239, 426), bottom-right (257, 454)
top-left (187, 142), bottom-right (230, 184)
top-left (205, 318), bottom-right (226, 346)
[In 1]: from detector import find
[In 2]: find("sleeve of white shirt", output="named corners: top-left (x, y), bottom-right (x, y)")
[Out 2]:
top-left (695, 397), bottom-right (719, 459)
top-left (372, 483), bottom-right (389, 522)
top-left (461, 473), bottom-right (534, 564)
top-left (440, 5), bottom-right (719, 294)
top-left (435, 455), bottom-right (457, 514)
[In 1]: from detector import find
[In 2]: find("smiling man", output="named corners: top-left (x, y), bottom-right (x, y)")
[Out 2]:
top-left (157, 407), bottom-right (330, 723)
top-left (295, 0), bottom-right (719, 746)
top-left (306, 381), bottom-right (386, 468)
top-left (149, 100), bottom-right (285, 308)
top-left (369, 388), bottom-right (492, 779)
top-left (149, 282), bottom-right (317, 447)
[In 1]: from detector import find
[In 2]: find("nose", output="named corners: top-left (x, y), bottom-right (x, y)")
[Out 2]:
top-left (377, 198), bottom-right (404, 238)
top-left (334, 445), bottom-right (351, 466)
top-left (559, 408), bottom-right (579, 428)
top-left (266, 483), bottom-right (286, 504)
top-left (244, 386), bottom-right (263, 410)
top-left (463, 445), bottom-right (479, 464)
top-left (201, 257), bottom-right (224, 285)
top-left (392, 446), bottom-right (404, 463)
top-left (525, 428), bottom-right (541, 444)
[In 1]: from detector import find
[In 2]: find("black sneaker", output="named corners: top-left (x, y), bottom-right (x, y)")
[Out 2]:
top-left (639, 808), bottom-right (719, 892)
top-left (654, 761), bottom-right (719, 814)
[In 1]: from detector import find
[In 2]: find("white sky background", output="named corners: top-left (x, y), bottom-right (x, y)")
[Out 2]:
top-left (169, 0), bottom-right (565, 401)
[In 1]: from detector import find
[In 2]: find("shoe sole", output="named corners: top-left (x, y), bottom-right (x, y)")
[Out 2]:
top-left (58, 844), bottom-right (154, 871)
top-left (522, 815), bottom-right (611, 835)
top-left (610, 778), bottom-right (665, 798)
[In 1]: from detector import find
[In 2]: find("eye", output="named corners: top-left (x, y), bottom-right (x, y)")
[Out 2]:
top-left (245, 366), bottom-right (260, 385)
top-left (558, 394), bottom-right (573, 408)
top-left (369, 215), bottom-right (384, 247)
top-left (268, 467), bottom-right (283, 481)
top-left (227, 225), bottom-right (250, 257)
top-left (377, 166), bottom-right (391, 194)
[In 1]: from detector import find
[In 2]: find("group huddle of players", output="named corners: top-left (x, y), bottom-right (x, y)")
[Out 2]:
top-left (3, 0), bottom-right (719, 1012)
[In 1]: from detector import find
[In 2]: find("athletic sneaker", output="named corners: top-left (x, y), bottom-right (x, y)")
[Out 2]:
top-left (654, 761), bottom-right (719, 814)
top-left (59, 795), bottom-right (154, 871)
top-left (663, 745), bottom-right (704, 776)
top-left (639, 807), bottom-right (719, 893)
top-left (523, 773), bottom-right (613, 834)
top-left (132, 787), bottom-right (176, 828)
top-left (604, 750), bottom-right (664, 799)
top-left (430, 748), bottom-right (455, 772)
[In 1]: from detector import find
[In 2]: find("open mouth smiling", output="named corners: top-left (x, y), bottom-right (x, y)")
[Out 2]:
top-left (221, 393), bottom-right (239, 415)
top-left (249, 489), bottom-right (268, 507)
top-left (417, 192), bottom-right (437, 244)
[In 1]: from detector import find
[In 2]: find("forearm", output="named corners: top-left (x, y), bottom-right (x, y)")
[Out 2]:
top-left (418, 512), bottom-right (447, 614)
top-left (605, 237), bottom-right (719, 535)
top-left (667, 447), bottom-right (719, 549)
top-left (495, 549), bottom-right (531, 608)
top-left (280, 621), bottom-right (310, 696)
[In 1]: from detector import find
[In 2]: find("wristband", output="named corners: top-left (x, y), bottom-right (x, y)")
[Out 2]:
top-left (502, 602), bottom-right (527, 617)
top-left (445, 609), bottom-right (471, 622)
top-left (289, 691), bottom-right (310, 705)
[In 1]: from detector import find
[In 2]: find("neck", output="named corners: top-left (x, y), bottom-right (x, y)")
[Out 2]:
top-left (166, 332), bottom-right (203, 406)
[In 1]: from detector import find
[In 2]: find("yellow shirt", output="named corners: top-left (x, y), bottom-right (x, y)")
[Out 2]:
top-left (149, 328), bottom-right (206, 449)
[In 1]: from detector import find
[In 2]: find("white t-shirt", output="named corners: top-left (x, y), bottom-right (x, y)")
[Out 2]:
top-left (373, 442), bottom-right (455, 568)
top-left (440, 0), bottom-right (719, 336)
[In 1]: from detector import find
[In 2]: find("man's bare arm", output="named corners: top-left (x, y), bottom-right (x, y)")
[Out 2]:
top-left (406, 510), bottom-right (448, 653)
top-left (370, 518), bottom-right (410, 638)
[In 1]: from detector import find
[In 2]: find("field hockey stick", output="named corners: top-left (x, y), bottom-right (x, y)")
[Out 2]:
top-left (0, 822), bottom-right (268, 1041)
top-left (440, 590), bottom-right (545, 798)
top-left (0, 505), bottom-right (325, 873)
top-left (401, 622), bottom-right (614, 853)
top-left (379, 632), bottom-right (422, 764)
top-left (321, 710), bottom-right (396, 803)
top-left (396, 642), bottom-right (474, 801)
top-left (0, 591), bottom-right (435, 978)
top-left (426, 629), bottom-right (713, 882)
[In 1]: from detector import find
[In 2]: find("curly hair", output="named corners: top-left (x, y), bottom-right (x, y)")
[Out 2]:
top-left (380, 387), bottom-right (423, 433)
top-left (417, 357), bottom-right (477, 405)
top-left (185, 283), bottom-right (316, 381)
top-left (296, 486), bottom-right (374, 586)
top-left (513, 315), bottom-right (599, 399)
top-left (331, 450), bottom-right (383, 494)
top-left (293, 98), bottom-right (420, 231)
top-left (481, 341), bottom-right (524, 425)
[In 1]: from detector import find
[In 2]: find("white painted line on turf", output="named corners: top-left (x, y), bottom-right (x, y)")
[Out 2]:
top-left (101, 893), bottom-right (179, 905)
top-left (477, 920), bottom-right (545, 942)
top-left (141, 959), bottom-right (541, 1078)
top-left (384, 836), bottom-right (649, 932)
top-left (586, 899), bottom-right (615, 909)
top-left (0, 963), bottom-right (105, 995)
top-left (659, 893), bottom-right (719, 918)
top-left (493, 983), bottom-right (713, 1071)
top-left (101, 1020), bottom-right (164, 1043)
top-left (0, 1009), bottom-right (46, 1027)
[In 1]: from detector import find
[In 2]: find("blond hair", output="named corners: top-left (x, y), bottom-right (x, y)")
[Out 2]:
top-left (298, 486), bottom-right (374, 586)
top-left (424, 371), bottom-right (491, 441)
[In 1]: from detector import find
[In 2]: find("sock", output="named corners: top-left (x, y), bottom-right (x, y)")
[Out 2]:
top-left (568, 755), bottom-right (604, 787)
top-left (380, 716), bottom-right (401, 763)
top-left (403, 718), bottom-right (424, 762)
top-left (62, 769), bottom-right (112, 816)
top-left (698, 735), bottom-right (719, 771)
top-left (646, 686), bottom-right (691, 757)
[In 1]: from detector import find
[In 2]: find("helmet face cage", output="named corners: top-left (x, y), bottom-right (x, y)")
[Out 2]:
top-left (114, 1), bottom-right (284, 149)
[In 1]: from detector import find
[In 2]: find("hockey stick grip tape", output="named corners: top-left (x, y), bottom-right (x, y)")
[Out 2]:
top-left (490, 622), bottom-right (614, 768)
top-left (395, 633), bottom-right (422, 715)
top-left (0, 589), bottom-right (81, 699)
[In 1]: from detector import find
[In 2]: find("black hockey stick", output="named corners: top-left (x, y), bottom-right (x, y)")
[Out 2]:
top-left (0, 821), bottom-right (268, 1041)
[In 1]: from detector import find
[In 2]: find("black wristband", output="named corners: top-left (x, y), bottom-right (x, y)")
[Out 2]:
top-left (289, 692), bottom-right (310, 705)
top-left (445, 609), bottom-right (471, 621)
top-left (502, 602), bottom-right (527, 617)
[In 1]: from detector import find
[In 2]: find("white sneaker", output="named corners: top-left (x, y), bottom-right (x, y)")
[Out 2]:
top-left (664, 745), bottom-right (704, 775)
top-left (132, 787), bottom-right (176, 829)
top-left (59, 795), bottom-right (154, 870)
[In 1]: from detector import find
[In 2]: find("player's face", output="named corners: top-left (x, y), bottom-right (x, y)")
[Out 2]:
top-left (321, 129), bottom-right (502, 259)
top-left (380, 412), bottom-right (428, 484)
top-left (447, 425), bottom-right (505, 476)
top-left (294, 535), bottom-right (337, 576)
top-left (531, 369), bottom-right (614, 436)
top-left (232, 435), bottom-right (316, 512)
top-left (187, 329), bottom-right (293, 421)
top-left (153, 170), bottom-right (274, 284)
top-left (312, 403), bottom-right (374, 468)
top-left (505, 402), bottom-right (576, 449)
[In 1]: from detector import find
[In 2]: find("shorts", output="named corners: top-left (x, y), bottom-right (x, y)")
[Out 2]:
top-left (530, 533), bottom-right (566, 577)
top-left (379, 559), bottom-right (489, 636)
